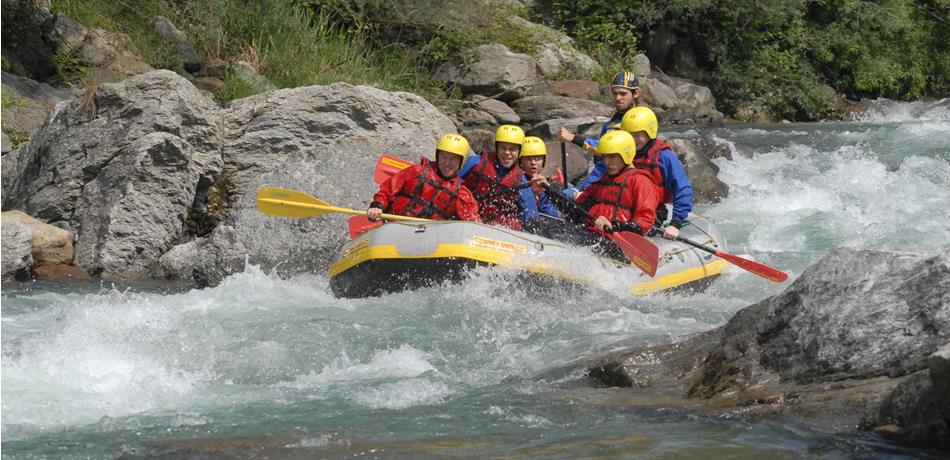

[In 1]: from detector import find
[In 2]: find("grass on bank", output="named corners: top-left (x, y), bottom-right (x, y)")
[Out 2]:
top-left (48, 0), bottom-right (574, 105)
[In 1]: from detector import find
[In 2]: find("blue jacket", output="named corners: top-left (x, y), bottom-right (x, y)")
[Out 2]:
top-left (459, 153), bottom-right (540, 222)
top-left (566, 143), bottom-right (693, 227)
top-left (535, 189), bottom-right (560, 218)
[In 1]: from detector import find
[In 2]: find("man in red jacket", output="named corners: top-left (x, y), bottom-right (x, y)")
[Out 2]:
top-left (367, 134), bottom-right (479, 222)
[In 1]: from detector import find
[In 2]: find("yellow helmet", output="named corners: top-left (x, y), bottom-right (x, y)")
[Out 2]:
top-left (596, 130), bottom-right (636, 165)
top-left (494, 124), bottom-right (525, 146)
top-left (621, 106), bottom-right (658, 139)
top-left (519, 136), bottom-right (546, 158)
top-left (436, 133), bottom-right (471, 162)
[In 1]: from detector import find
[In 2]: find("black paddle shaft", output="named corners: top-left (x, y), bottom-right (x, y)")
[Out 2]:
top-left (675, 235), bottom-right (718, 255)
top-left (560, 142), bottom-right (568, 186)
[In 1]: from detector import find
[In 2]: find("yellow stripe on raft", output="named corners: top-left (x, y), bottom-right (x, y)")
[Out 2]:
top-left (328, 242), bottom-right (727, 296)
top-left (628, 259), bottom-right (727, 295)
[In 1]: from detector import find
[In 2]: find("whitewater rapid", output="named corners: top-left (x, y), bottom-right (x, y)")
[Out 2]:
top-left (3, 99), bottom-right (948, 458)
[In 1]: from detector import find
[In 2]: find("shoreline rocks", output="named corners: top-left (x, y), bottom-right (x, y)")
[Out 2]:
top-left (586, 248), bottom-right (950, 451)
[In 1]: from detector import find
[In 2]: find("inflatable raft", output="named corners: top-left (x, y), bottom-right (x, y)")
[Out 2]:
top-left (328, 214), bottom-right (728, 298)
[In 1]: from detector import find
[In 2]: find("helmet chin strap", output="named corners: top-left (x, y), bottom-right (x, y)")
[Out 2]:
top-left (637, 138), bottom-right (656, 155)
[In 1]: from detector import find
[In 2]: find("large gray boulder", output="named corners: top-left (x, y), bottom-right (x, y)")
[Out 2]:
top-left (163, 82), bottom-right (457, 284)
top-left (436, 43), bottom-right (539, 102)
top-left (666, 138), bottom-right (729, 203)
top-left (1, 214), bottom-right (34, 280)
top-left (2, 70), bottom-right (222, 276)
top-left (1, 210), bottom-right (74, 265)
top-left (465, 95), bottom-right (520, 124)
top-left (588, 248), bottom-right (950, 449)
top-left (2, 70), bottom-right (457, 283)
top-left (507, 17), bottom-right (599, 78)
top-left (511, 96), bottom-right (612, 125)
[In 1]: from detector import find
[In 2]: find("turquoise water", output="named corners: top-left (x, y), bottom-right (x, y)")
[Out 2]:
top-left (3, 99), bottom-right (949, 458)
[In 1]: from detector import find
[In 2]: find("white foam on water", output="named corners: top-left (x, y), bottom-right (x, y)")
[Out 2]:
top-left (349, 378), bottom-right (453, 409)
top-left (850, 98), bottom-right (950, 122)
top-left (710, 141), bottom-right (950, 257)
top-left (1, 264), bottom-right (339, 435)
top-left (286, 345), bottom-right (439, 388)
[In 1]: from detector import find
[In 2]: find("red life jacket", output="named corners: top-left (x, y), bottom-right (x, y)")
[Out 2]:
top-left (388, 159), bottom-right (463, 220)
top-left (463, 151), bottom-right (525, 230)
top-left (634, 137), bottom-right (672, 202)
top-left (580, 166), bottom-right (653, 223)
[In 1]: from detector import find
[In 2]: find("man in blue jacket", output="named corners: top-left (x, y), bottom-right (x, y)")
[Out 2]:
top-left (556, 71), bottom-right (641, 154)
top-left (565, 107), bottom-right (693, 240)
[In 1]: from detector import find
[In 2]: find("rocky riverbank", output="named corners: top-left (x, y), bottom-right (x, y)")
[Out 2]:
top-left (585, 248), bottom-right (950, 451)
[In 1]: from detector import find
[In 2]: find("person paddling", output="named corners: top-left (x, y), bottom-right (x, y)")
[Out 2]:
top-left (545, 131), bottom-right (658, 261)
top-left (367, 134), bottom-right (479, 222)
top-left (518, 137), bottom-right (560, 219)
top-left (620, 107), bottom-right (693, 240)
top-left (458, 125), bottom-right (541, 230)
top-left (558, 107), bottom-right (693, 240)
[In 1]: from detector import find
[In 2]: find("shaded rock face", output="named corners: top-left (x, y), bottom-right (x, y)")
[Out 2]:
top-left (151, 15), bottom-right (201, 73)
top-left (511, 95), bottom-right (612, 125)
top-left (2, 70), bottom-right (221, 276)
top-left (587, 248), bottom-right (950, 450)
top-left (2, 70), bottom-right (457, 283)
top-left (464, 95), bottom-right (520, 124)
top-left (1, 70), bottom-right (80, 148)
top-left (692, 249), bottom-right (950, 397)
top-left (665, 139), bottom-right (729, 203)
top-left (437, 43), bottom-right (539, 102)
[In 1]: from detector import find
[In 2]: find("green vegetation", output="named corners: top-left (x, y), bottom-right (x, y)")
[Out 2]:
top-left (550, 0), bottom-right (950, 120)
top-left (6, 0), bottom-right (945, 118)
top-left (46, 0), bottom-right (556, 103)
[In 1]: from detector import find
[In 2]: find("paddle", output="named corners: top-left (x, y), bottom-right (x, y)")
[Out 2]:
top-left (560, 142), bottom-right (568, 186)
top-left (374, 154), bottom-right (414, 184)
top-left (256, 187), bottom-right (431, 223)
top-left (665, 231), bottom-right (789, 282)
top-left (542, 183), bottom-right (659, 276)
top-left (348, 215), bottom-right (383, 238)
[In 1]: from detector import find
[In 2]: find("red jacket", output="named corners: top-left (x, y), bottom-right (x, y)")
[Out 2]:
top-left (634, 137), bottom-right (673, 202)
top-left (577, 166), bottom-right (657, 233)
top-left (463, 151), bottom-right (525, 230)
top-left (372, 159), bottom-right (480, 221)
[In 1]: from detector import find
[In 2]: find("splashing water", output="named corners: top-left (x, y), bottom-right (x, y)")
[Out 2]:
top-left (3, 102), bottom-right (948, 458)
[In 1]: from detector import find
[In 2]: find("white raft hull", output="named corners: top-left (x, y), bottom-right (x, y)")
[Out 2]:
top-left (328, 215), bottom-right (728, 298)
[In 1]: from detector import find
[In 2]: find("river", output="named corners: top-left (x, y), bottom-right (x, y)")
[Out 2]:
top-left (3, 99), bottom-right (949, 458)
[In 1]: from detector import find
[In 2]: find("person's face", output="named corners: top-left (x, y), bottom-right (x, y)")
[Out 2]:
top-left (436, 151), bottom-right (462, 178)
top-left (632, 131), bottom-right (650, 151)
top-left (496, 142), bottom-right (520, 168)
top-left (602, 153), bottom-right (627, 175)
top-left (611, 87), bottom-right (638, 112)
top-left (519, 156), bottom-right (544, 177)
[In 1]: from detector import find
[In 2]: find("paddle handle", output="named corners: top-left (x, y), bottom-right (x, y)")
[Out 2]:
top-left (675, 235), bottom-right (718, 255)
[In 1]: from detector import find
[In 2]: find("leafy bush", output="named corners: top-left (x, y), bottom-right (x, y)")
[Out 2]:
top-left (545, 0), bottom-right (950, 119)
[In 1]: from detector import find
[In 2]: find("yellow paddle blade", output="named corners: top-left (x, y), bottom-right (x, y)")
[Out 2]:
top-left (256, 187), bottom-right (338, 218)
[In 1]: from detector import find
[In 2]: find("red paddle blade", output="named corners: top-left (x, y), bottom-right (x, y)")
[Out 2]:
top-left (716, 250), bottom-right (788, 282)
top-left (374, 154), bottom-right (413, 184)
top-left (550, 168), bottom-right (565, 185)
top-left (348, 215), bottom-right (383, 239)
top-left (609, 231), bottom-right (659, 277)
